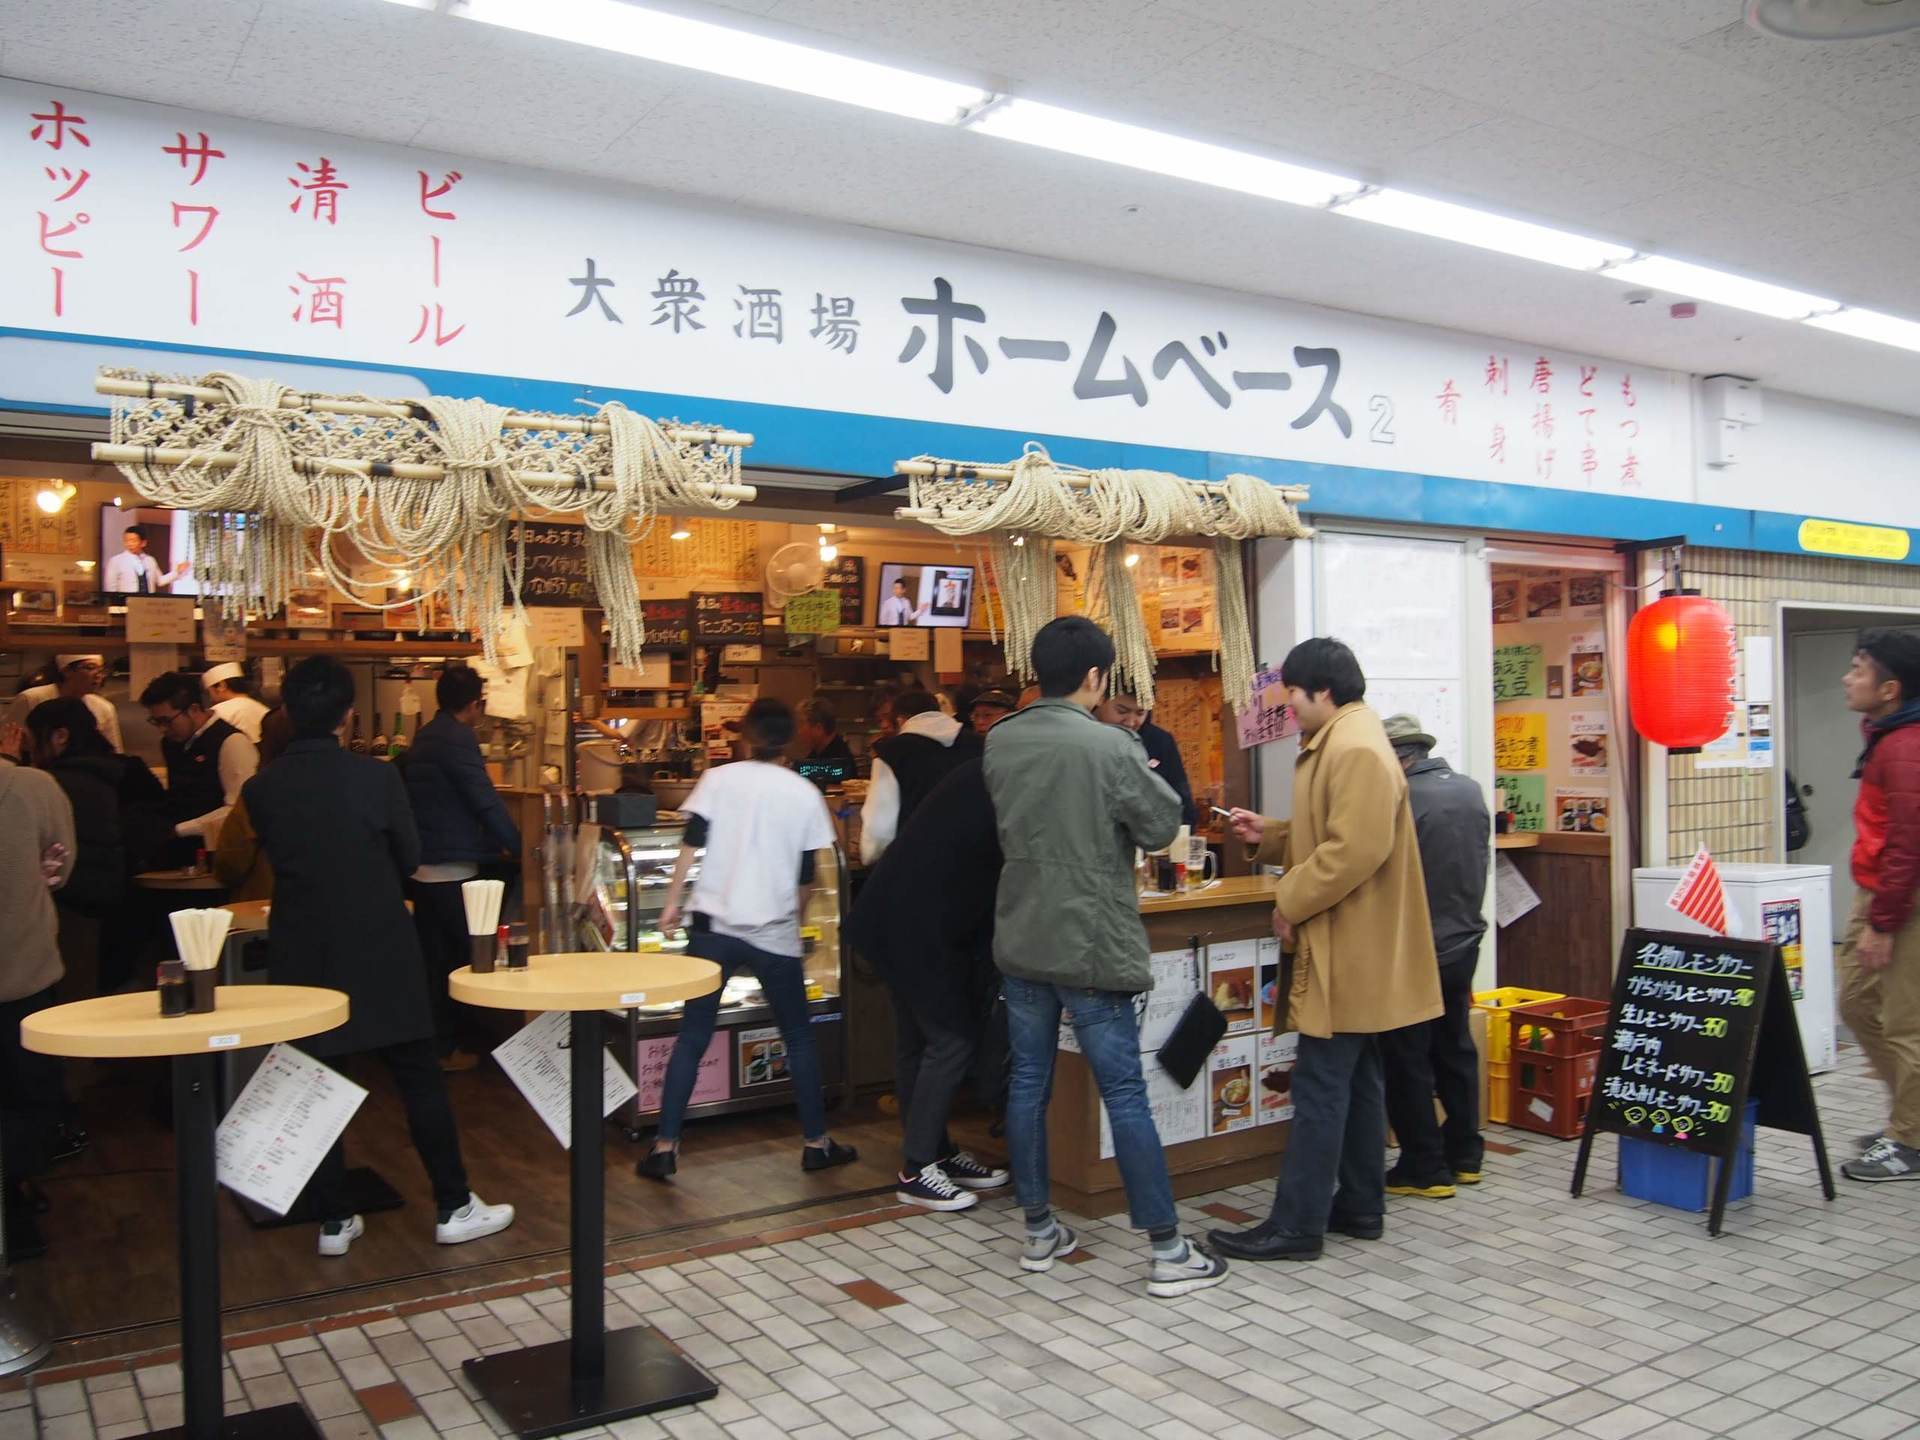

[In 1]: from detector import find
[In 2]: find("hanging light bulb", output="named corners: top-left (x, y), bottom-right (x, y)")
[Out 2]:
top-left (111, 495), bottom-right (123, 508)
top-left (669, 516), bottom-right (692, 541)
top-left (34, 479), bottom-right (75, 515)
top-left (1123, 549), bottom-right (1140, 568)
top-left (1011, 535), bottom-right (1025, 547)
top-left (819, 541), bottom-right (838, 562)
top-left (392, 571), bottom-right (413, 591)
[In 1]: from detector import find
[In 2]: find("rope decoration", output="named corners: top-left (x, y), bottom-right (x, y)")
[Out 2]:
top-left (105, 370), bottom-right (748, 665)
top-left (990, 533), bottom-right (1055, 683)
top-left (899, 444), bottom-right (1310, 710)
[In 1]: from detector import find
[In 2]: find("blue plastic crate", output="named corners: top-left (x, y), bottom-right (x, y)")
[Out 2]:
top-left (1617, 1100), bottom-right (1759, 1212)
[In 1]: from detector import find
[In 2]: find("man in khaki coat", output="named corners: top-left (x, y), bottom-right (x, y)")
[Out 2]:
top-left (1208, 637), bottom-right (1442, 1262)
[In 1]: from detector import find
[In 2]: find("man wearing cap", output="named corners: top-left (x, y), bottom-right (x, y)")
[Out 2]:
top-left (965, 689), bottom-right (1016, 736)
top-left (203, 662), bottom-right (270, 744)
top-left (1378, 713), bottom-right (1491, 1198)
top-left (7, 656), bottom-right (122, 753)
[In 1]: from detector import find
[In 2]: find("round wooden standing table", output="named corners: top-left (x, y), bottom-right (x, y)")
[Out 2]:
top-left (134, 868), bottom-right (227, 893)
top-left (22, 986), bottom-right (349, 1440)
top-left (449, 953), bottom-right (720, 1437)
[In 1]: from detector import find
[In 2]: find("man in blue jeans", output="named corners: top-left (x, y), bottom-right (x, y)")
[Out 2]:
top-left (984, 616), bottom-right (1227, 1298)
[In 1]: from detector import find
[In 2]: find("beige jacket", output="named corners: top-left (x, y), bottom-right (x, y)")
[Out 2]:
top-left (1254, 703), bottom-right (1441, 1039)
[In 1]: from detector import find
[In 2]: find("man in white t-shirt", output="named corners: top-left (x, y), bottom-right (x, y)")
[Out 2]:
top-left (202, 662), bottom-right (270, 743)
top-left (7, 656), bottom-right (122, 752)
top-left (638, 698), bottom-right (858, 1181)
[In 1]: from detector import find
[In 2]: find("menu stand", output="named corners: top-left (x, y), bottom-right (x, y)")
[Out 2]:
top-left (21, 985), bottom-right (350, 1439)
top-left (450, 953), bottom-right (721, 1438)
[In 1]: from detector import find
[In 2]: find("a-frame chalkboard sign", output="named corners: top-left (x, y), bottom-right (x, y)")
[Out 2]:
top-left (1571, 927), bottom-right (1834, 1236)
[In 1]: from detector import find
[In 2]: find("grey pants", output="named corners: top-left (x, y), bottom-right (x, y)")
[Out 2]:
top-left (891, 985), bottom-right (976, 1172)
top-left (1266, 1031), bottom-right (1387, 1236)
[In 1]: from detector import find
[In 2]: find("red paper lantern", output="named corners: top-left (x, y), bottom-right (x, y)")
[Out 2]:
top-left (1627, 591), bottom-right (1738, 752)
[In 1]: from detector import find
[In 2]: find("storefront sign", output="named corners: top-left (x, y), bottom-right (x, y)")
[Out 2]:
top-left (692, 592), bottom-right (763, 642)
top-left (1493, 644), bottom-right (1545, 701)
top-left (0, 80), bottom-right (1688, 501)
top-left (1494, 712), bottom-right (1547, 771)
top-left (1798, 518), bottom-right (1911, 562)
top-left (508, 520), bottom-right (595, 607)
top-left (641, 598), bottom-right (692, 648)
top-left (821, 553), bottom-right (865, 627)
top-left (1497, 774), bottom-right (1546, 832)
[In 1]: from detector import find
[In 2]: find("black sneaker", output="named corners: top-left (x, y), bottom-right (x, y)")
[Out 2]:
top-left (802, 1139), bottom-right (858, 1172)
top-left (897, 1163), bottom-right (979, 1212)
top-left (939, 1150), bottom-right (1009, 1191)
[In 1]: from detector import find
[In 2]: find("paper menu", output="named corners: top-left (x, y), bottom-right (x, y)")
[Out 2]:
top-left (1097, 1051), bottom-right (1206, 1159)
top-left (1256, 937), bottom-right (1283, 1032)
top-left (1207, 939), bottom-right (1258, 1035)
top-left (1208, 1035), bottom-right (1256, 1135)
top-left (1494, 853), bottom-right (1542, 929)
top-left (1140, 946), bottom-right (1200, 1053)
top-left (215, 1044), bottom-right (367, 1216)
top-left (493, 1011), bottom-right (638, 1149)
top-left (1257, 1031), bottom-right (1298, 1126)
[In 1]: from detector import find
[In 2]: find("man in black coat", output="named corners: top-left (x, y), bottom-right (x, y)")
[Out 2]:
top-left (1095, 691), bottom-right (1197, 828)
top-left (244, 656), bottom-right (515, 1258)
top-left (402, 664), bottom-right (522, 1071)
top-left (849, 756), bottom-right (1010, 1212)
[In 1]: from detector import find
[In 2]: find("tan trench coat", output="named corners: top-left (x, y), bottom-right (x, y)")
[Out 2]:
top-left (1254, 702), bottom-right (1442, 1039)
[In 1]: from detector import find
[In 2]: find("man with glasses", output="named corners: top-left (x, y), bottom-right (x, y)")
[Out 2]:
top-left (7, 655), bottom-right (122, 752)
top-left (140, 671), bottom-right (258, 863)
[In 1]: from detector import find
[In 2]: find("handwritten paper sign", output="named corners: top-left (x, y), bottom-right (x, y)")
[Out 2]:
top-left (634, 1031), bottom-right (728, 1112)
top-left (1236, 667), bottom-right (1299, 749)
top-left (889, 627), bottom-right (930, 660)
top-left (1494, 712), bottom-right (1547, 771)
top-left (692, 591), bottom-right (763, 642)
top-left (509, 520), bottom-right (596, 606)
top-left (215, 1044), bottom-right (367, 1215)
top-left (125, 594), bottom-right (197, 644)
top-left (1493, 644), bottom-right (1545, 701)
top-left (492, 1011), bottom-right (638, 1150)
top-left (1496, 774), bottom-right (1546, 832)
top-left (782, 589), bottom-right (841, 636)
top-left (524, 605), bottom-right (585, 650)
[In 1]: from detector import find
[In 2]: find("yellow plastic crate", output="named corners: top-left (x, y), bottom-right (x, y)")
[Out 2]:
top-left (1474, 987), bottom-right (1566, 1064)
top-left (1487, 1059), bottom-right (1512, 1125)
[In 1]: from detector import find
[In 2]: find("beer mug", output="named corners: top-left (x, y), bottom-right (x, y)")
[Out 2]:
top-left (1186, 835), bottom-right (1218, 890)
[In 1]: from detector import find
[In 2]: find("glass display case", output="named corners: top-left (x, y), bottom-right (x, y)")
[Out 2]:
top-left (577, 817), bottom-right (846, 1137)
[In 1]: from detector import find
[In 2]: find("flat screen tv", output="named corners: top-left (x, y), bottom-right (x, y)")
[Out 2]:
top-left (875, 561), bottom-right (973, 629)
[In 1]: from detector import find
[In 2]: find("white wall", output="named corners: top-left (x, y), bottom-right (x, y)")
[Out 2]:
top-left (1696, 385), bottom-right (1920, 530)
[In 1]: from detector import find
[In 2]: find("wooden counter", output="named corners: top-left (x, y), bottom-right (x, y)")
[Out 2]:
top-left (1048, 874), bottom-right (1287, 1219)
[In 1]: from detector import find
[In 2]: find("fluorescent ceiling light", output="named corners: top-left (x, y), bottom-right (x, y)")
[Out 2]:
top-left (1334, 188), bottom-right (1632, 272)
top-left (447, 0), bottom-right (992, 123)
top-left (1604, 256), bottom-right (1836, 320)
top-left (1806, 307), bottom-right (1920, 354)
top-left (968, 98), bottom-right (1357, 207)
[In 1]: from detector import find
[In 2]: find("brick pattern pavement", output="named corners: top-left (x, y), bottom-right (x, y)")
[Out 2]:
top-left (4, 1047), bottom-right (1918, 1439)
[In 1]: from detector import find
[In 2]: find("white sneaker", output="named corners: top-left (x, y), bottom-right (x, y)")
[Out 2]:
top-left (1020, 1224), bottom-right (1080, 1273)
top-left (435, 1193), bottom-right (515, 1245)
top-left (896, 1163), bottom-right (979, 1212)
top-left (318, 1215), bottom-right (364, 1257)
top-left (1146, 1239), bottom-right (1229, 1299)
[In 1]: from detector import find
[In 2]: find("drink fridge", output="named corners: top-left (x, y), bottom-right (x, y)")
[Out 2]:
top-left (1631, 863), bottom-right (1836, 1074)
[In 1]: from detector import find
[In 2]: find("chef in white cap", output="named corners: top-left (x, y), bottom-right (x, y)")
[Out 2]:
top-left (6, 655), bottom-right (121, 751)
top-left (202, 662), bottom-right (269, 743)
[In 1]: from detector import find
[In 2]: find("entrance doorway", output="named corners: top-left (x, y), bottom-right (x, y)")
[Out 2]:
top-left (1782, 606), bottom-right (1920, 946)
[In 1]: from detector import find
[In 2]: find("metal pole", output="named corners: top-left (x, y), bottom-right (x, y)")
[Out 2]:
top-left (568, 1009), bottom-right (605, 1399)
top-left (173, 1054), bottom-right (221, 1438)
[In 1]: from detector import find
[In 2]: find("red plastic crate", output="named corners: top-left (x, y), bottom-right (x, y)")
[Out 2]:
top-left (1507, 997), bottom-right (1608, 1140)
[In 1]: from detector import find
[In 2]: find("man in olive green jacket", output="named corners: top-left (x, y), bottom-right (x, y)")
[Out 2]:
top-left (1208, 637), bottom-right (1441, 1264)
top-left (984, 616), bottom-right (1226, 1300)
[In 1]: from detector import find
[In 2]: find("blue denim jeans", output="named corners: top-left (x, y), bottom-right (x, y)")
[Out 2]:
top-left (656, 928), bottom-right (827, 1143)
top-left (1002, 974), bottom-right (1177, 1234)
top-left (1267, 1031), bottom-right (1386, 1236)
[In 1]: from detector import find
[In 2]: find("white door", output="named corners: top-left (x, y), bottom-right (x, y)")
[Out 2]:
top-left (1784, 626), bottom-right (1920, 945)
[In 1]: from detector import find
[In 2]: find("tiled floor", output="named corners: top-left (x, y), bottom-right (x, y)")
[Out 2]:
top-left (6, 1045), bottom-right (1919, 1439)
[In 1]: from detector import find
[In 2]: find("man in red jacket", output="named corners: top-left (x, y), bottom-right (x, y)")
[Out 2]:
top-left (1840, 629), bottom-right (1920, 1182)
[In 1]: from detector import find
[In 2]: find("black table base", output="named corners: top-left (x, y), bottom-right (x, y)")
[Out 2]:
top-left (465, 1326), bottom-right (718, 1438)
top-left (143, 1402), bottom-right (322, 1439)
top-left (462, 1010), bottom-right (716, 1436)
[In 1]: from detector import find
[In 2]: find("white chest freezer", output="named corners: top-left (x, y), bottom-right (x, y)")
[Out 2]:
top-left (1632, 864), bottom-right (1836, 1074)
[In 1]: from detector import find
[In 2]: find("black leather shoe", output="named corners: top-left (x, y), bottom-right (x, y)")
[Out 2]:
top-left (1327, 1214), bottom-right (1384, 1241)
top-left (636, 1148), bottom-right (677, 1181)
top-left (802, 1139), bottom-right (858, 1172)
top-left (1207, 1226), bottom-right (1323, 1262)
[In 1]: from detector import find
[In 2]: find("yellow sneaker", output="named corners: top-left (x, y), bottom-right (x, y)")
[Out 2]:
top-left (1385, 1168), bottom-right (1456, 1199)
top-left (1452, 1168), bottom-right (1483, 1186)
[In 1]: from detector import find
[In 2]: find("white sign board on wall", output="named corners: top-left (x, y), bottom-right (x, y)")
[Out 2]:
top-left (1, 80), bottom-right (1686, 502)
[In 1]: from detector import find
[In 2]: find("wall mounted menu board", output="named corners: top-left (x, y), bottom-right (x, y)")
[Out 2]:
top-left (821, 553), bottom-right (865, 628)
top-left (509, 520), bottom-right (595, 606)
top-left (1572, 927), bottom-right (1831, 1235)
top-left (641, 598), bottom-right (692, 647)
top-left (692, 591), bottom-right (764, 642)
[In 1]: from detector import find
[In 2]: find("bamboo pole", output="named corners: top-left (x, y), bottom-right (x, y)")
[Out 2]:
top-left (892, 457), bottom-right (1309, 503)
top-left (95, 375), bottom-right (755, 449)
top-left (90, 444), bottom-right (758, 502)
